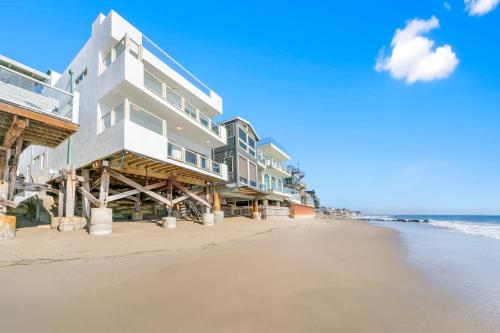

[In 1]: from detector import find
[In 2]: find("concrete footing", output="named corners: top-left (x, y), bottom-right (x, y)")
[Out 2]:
top-left (58, 216), bottom-right (87, 232)
top-left (214, 211), bottom-right (224, 224)
top-left (252, 212), bottom-right (262, 220)
top-left (0, 215), bottom-right (16, 241)
top-left (89, 207), bottom-right (113, 235)
top-left (161, 217), bottom-right (176, 229)
top-left (131, 211), bottom-right (143, 221)
top-left (202, 213), bottom-right (215, 226)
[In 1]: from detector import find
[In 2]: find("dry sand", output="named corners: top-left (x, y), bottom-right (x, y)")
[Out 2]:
top-left (0, 217), bottom-right (489, 332)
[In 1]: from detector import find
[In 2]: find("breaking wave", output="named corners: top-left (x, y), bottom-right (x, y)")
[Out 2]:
top-left (362, 215), bottom-right (500, 240)
top-left (428, 220), bottom-right (500, 240)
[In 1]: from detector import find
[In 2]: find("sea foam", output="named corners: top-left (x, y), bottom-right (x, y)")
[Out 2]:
top-left (429, 220), bottom-right (500, 240)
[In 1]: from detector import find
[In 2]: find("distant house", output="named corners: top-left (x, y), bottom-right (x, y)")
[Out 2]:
top-left (257, 137), bottom-right (299, 205)
top-left (214, 116), bottom-right (267, 217)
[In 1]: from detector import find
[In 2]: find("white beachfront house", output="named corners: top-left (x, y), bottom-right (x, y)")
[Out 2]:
top-left (257, 138), bottom-right (301, 205)
top-left (17, 11), bottom-right (227, 225)
top-left (20, 10), bottom-right (227, 183)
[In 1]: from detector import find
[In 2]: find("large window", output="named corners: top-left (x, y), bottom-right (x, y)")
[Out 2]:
top-left (238, 127), bottom-right (247, 150)
top-left (144, 70), bottom-right (163, 96)
top-left (226, 124), bottom-right (234, 137)
top-left (238, 125), bottom-right (257, 157)
top-left (129, 104), bottom-right (164, 136)
top-left (248, 137), bottom-right (256, 157)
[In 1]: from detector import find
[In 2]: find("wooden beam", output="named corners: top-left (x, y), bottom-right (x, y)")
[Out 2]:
top-left (2, 116), bottom-right (28, 148)
top-left (108, 169), bottom-right (172, 207)
top-left (0, 197), bottom-right (17, 208)
top-left (171, 180), bottom-right (211, 207)
top-left (107, 181), bottom-right (166, 203)
top-left (0, 101), bottom-right (78, 132)
top-left (171, 188), bottom-right (205, 205)
top-left (77, 186), bottom-right (101, 207)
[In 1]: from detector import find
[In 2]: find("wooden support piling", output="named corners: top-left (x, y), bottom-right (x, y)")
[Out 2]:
top-left (81, 169), bottom-right (90, 218)
top-left (99, 167), bottom-right (110, 207)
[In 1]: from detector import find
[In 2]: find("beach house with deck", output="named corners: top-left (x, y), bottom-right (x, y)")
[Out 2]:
top-left (17, 11), bottom-right (228, 231)
top-left (0, 55), bottom-right (79, 239)
top-left (213, 116), bottom-right (267, 218)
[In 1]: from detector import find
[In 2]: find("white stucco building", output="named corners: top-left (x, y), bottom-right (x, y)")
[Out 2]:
top-left (19, 10), bottom-right (228, 186)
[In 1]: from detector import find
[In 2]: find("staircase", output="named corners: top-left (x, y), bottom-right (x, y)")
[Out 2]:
top-left (184, 199), bottom-right (203, 222)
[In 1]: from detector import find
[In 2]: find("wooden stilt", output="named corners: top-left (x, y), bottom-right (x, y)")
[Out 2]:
top-left (81, 169), bottom-right (90, 218)
top-left (166, 180), bottom-right (173, 217)
top-left (99, 167), bottom-right (110, 207)
top-left (213, 191), bottom-right (221, 212)
top-left (65, 167), bottom-right (77, 217)
top-left (58, 183), bottom-right (65, 217)
top-left (7, 134), bottom-right (23, 200)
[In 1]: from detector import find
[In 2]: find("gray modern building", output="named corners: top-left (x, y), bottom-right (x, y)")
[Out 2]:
top-left (213, 116), bottom-right (267, 216)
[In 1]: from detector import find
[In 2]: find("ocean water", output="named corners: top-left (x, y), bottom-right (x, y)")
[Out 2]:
top-left (362, 215), bottom-right (500, 327)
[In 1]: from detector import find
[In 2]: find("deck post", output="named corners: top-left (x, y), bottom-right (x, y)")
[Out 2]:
top-left (7, 134), bottom-right (23, 200)
top-left (99, 167), bottom-right (110, 208)
top-left (81, 169), bottom-right (91, 219)
top-left (213, 190), bottom-right (224, 224)
top-left (252, 200), bottom-right (261, 220)
top-left (58, 183), bottom-right (65, 217)
top-left (166, 180), bottom-right (173, 217)
top-left (65, 166), bottom-right (76, 217)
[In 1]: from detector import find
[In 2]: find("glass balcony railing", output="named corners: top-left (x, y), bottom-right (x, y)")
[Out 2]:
top-left (141, 36), bottom-right (212, 96)
top-left (0, 65), bottom-right (74, 122)
top-left (167, 141), bottom-right (223, 176)
top-left (264, 158), bottom-right (291, 175)
top-left (144, 69), bottom-right (223, 138)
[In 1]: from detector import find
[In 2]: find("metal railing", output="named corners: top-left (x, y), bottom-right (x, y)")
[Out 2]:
top-left (142, 36), bottom-right (212, 96)
top-left (0, 65), bottom-right (74, 122)
top-left (167, 141), bottom-right (223, 176)
top-left (144, 69), bottom-right (222, 138)
top-left (265, 158), bottom-right (291, 175)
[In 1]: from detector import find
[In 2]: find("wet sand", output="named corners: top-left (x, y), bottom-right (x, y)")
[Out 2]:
top-left (0, 218), bottom-right (489, 332)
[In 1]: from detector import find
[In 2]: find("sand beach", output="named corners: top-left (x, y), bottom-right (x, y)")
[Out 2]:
top-left (0, 217), bottom-right (491, 332)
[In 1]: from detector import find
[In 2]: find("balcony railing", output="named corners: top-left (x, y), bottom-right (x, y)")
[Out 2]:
top-left (0, 65), bottom-right (75, 122)
top-left (142, 36), bottom-right (212, 96)
top-left (168, 141), bottom-right (223, 177)
top-left (144, 69), bottom-right (223, 138)
top-left (265, 158), bottom-right (291, 175)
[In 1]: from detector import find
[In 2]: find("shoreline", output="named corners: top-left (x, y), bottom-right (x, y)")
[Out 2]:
top-left (0, 218), bottom-right (491, 332)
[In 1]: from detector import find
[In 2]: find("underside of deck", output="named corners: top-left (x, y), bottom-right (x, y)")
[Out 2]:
top-left (0, 101), bottom-right (78, 149)
top-left (93, 150), bottom-right (225, 186)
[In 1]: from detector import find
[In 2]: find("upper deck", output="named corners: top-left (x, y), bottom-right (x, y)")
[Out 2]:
top-left (0, 56), bottom-right (79, 149)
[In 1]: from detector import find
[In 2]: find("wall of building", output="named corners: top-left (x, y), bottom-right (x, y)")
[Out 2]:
top-left (290, 203), bottom-right (316, 218)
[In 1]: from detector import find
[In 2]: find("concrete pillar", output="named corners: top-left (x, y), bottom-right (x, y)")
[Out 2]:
top-left (162, 216), bottom-right (176, 229)
top-left (214, 211), bottom-right (224, 224)
top-left (89, 207), bottom-right (113, 235)
top-left (202, 213), bottom-right (215, 226)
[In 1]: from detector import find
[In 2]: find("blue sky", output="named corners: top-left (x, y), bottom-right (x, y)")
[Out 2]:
top-left (1, 0), bottom-right (499, 214)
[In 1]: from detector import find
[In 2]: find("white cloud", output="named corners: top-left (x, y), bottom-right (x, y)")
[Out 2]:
top-left (444, 2), bottom-right (452, 10)
top-left (465, 0), bottom-right (499, 15)
top-left (375, 16), bottom-right (459, 84)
